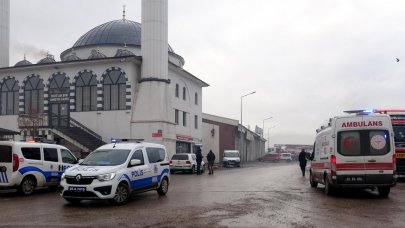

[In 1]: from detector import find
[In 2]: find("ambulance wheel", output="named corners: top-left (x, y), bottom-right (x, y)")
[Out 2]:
top-left (65, 198), bottom-right (82, 204)
top-left (110, 182), bottom-right (130, 206)
top-left (378, 187), bottom-right (390, 197)
top-left (310, 172), bottom-right (318, 188)
top-left (157, 177), bottom-right (169, 196)
top-left (324, 176), bottom-right (334, 196)
top-left (18, 176), bottom-right (36, 195)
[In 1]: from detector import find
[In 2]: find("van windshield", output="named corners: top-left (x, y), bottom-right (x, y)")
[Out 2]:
top-left (337, 130), bottom-right (390, 156)
top-left (224, 152), bottom-right (239, 157)
top-left (0, 145), bottom-right (12, 163)
top-left (81, 149), bottom-right (130, 166)
top-left (393, 126), bottom-right (405, 146)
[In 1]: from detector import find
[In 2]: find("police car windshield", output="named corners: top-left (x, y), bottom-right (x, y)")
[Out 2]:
top-left (81, 149), bottom-right (130, 166)
top-left (224, 152), bottom-right (238, 157)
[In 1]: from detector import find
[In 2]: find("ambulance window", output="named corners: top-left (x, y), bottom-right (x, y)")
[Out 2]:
top-left (338, 131), bottom-right (361, 156)
top-left (130, 150), bottom-right (144, 165)
top-left (44, 148), bottom-right (58, 162)
top-left (0, 145), bottom-right (12, 162)
top-left (21, 147), bottom-right (41, 160)
top-left (61, 149), bottom-right (77, 164)
top-left (369, 130), bottom-right (390, 155)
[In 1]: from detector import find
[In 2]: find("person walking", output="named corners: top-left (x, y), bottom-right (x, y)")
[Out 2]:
top-left (298, 149), bottom-right (308, 177)
top-left (207, 150), bottom-right (216, 175)
top-left (196, 148), bottom-right (203, 175)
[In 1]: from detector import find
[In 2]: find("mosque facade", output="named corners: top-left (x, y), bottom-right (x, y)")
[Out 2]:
top-left (0, 1), bottom-right (208, 157)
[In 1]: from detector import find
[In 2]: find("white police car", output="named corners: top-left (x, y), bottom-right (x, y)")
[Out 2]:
top-left (0, 141), bottom-right (78, 195)
top-left (60, 141), bottom-right (170, 205)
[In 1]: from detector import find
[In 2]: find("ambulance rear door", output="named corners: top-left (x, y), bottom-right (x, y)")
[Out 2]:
top-left (335, 116), bottom-right (366, 185)
top-left (363, 116), bottom-right (394, 184)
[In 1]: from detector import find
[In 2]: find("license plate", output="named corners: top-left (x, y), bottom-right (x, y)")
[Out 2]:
top-left (68, 186), bottom-right (86, 192)
top-left (396, 153), bottom-right (405, 158)
top-left (345, 177), bottom-right (363, 182)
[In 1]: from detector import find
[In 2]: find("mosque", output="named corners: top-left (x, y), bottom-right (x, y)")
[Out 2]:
top-left (0, 0), bottom-right (208, 156)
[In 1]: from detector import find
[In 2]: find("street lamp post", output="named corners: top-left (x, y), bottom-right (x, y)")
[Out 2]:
top-left (240, 91), bottom-right (256, 165)
top-left (262, 117), bottom-right (273, 137)
top-left (261, 117), bottom-right (273, 155)
top-left (240, 91), bottom-right (256, 126)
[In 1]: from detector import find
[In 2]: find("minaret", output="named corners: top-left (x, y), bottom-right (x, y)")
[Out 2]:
top-left (0, 0), bottom-right (10, 67)
top-left (131, 0), bottom-right (175, 152)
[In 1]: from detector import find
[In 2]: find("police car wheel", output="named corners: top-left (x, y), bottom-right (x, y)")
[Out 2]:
top-left (111, 183), bottom-right (130, 205)
top-left (157, 177), bottom-right (169, 196)
top-left (18, 176), bottom-right (36, 195)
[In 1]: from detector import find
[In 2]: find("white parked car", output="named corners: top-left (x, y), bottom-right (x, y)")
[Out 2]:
top-left (169, 153), bottom-right (205, 174)
top-left (280, 153), bottom-right (292, 162)
top-left (60, 142), bottom-right (170, 205)
top-left (0, 141), bottom-right (78, 195)
top-left (222, 150), bottom-right (241, 167)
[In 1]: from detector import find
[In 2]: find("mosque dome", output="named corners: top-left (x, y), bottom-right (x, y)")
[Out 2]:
top-left (14, 58), bottom-right (32, 67)
top-left (72, 19), bottom-right (174, 53)
top-left (62, 52), bottom-right (81, 62)
top-left (88, 50), bottom-right (107, 60)
top-left (114, 49), bottom-right (135, 57)
top-left (37, 54), bottom-right (56, 64)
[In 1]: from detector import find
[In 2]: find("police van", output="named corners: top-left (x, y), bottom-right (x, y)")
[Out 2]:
top-left (60, 141), bottom-right (170, 205)
top-left (0, 141), bottom-right (78, 195)
top-left (310, 111), bottom-right (397, 197)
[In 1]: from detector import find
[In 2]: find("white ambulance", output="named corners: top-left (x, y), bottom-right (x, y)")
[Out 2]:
top-left (310, 111), bottom-right (397, 197)
top-left (60, 141), bottom-right (170, 205)
top-left (0, 141), bottom-right (78, 195)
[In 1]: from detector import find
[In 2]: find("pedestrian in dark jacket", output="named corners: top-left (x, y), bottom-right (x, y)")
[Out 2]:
top-left (207, 150), bottom-right (216, 175)
top-left (298, 149), bottom-right (308, 177)
top-left (196, 148), bottom-right (203, 175)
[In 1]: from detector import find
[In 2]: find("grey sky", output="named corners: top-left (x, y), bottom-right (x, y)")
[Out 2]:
top-left (9, 0), bottom-right (405, 146)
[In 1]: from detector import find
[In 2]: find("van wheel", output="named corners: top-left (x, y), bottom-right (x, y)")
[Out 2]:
top-left (191, 165), bottom-right (196, 174)
top-left (324, 175), bottom-right (334, 196)
top-left (110, 183), bottom-right (130, 206)
top-left (310, 172), bottom-right (318, 188)
top-left (65, 198), bottom-right (82, 204)
top-left (18, 176), bottom-right (36, 195)
top-left (157, 177), bottom-right (169, 196)
top-left (378, 187), bottom-right (390, 198)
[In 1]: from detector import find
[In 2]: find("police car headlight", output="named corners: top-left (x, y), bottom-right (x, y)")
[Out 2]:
top-left (96, 173), bottom-right (116, 182)
top-left (61, 173), bottom-right (66, 181)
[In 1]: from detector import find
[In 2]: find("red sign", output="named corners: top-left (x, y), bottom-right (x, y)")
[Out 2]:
top-left (152, 133), bottom-right (162, 138)
top-left (341, 121), bottom-right (383, 128)
top-left (176, 134), bottom-right (193, 141)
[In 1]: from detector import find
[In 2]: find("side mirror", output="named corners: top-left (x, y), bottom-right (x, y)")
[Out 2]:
top-left (130, 159), bottom-right (142, 166)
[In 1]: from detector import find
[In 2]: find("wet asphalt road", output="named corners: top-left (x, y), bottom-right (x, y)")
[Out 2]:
top-left (1, 162), bottom-right (405, 227)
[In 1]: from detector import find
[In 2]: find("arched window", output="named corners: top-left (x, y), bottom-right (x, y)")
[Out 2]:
top-left (24, 76), bottom-right (44, 113)
top-left (175, 84), bottom-right (179, 98)
top-left (183, 87), bottom-right (186, 100)
top-left (103, 69), bottom-right (126, 110)
top-left (76, 72), bottom-right (97, 111)
top-left (1, 78), bottom-right (19, 115)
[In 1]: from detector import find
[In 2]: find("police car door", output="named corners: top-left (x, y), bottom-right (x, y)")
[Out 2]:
top-left (146, 147), bottom-right (169, 187)
top-left (42, 146), bottom-right (62, 184)
top-left (0, 143), bottom-right (12, 185)
top-left (128, 149), bottom-right (151, 190)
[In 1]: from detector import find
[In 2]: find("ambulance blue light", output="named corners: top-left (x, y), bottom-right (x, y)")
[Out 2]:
top-left (111, 138), bottom-right (117, 143)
